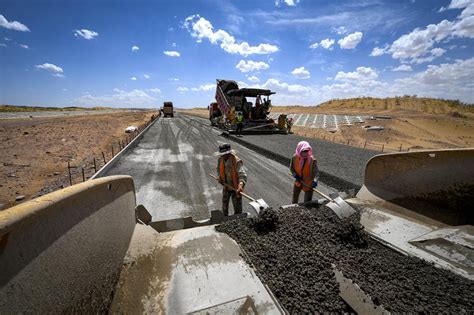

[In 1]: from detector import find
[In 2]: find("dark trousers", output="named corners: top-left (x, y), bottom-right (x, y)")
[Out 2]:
top-left (292, 184), bottom-right (314, 204)
top-left (236, 123), bottom-right (243, 136)
top-left (222, 189), bottom-right (243, 215)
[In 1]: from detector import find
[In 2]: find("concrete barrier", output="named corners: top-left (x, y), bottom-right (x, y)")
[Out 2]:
top-left (0, 175), bottom-right (137, 313)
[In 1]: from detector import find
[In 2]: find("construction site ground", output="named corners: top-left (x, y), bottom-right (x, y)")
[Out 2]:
top-left (180, 107), bottom-right (474, 152)
top-left (0, 110), bottom-right (155, 210)
top-left (104, 114), bottom-right (341, 221)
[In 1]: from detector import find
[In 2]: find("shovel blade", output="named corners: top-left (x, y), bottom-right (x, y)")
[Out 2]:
top-left (249, 199), bottom-right (269, 215)
top-left (326, 196), bottom-right (355, 219)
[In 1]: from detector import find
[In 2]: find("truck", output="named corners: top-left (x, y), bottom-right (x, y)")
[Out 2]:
top-left (213, 79), bottom-right (287, 134)
top-left (162, 101), bottom-right (174, 118)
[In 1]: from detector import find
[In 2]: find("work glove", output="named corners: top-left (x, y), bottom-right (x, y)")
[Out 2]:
top-left (292, 173), bottom-right (303, 181)
top-left (312, 180), bottom-right (318, 188)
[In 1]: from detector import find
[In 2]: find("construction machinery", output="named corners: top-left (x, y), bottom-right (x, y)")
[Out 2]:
top-left (162, 101), bottom-right (174, 117)
top-left (213, 79), bottom-right (287, 134)
top-left (1, 148), bottom-right (473, 313)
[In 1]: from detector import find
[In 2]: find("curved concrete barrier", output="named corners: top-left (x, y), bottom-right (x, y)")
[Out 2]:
top-left (359, 148), bottom-right (474, 225)
top-left (0, 175), bottom-right (136, 313)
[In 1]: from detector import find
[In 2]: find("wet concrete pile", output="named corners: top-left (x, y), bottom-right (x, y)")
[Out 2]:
top-left (216, 205), bottom-right (474, 313)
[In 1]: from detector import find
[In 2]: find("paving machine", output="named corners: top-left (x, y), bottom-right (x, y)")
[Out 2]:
top-left (213, 79), bottom-right (287, 134)
top-left (1, 148), bottom-right (473, 313)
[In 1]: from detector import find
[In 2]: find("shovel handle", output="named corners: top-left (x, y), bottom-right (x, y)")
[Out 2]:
top-left (209, 174), bottom-right (255, 201)
top-left (287, 172), bottom-right (332, 202)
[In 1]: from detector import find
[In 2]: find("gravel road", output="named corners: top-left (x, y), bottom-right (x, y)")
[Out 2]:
top-left (105, 114), bottom-right (337, 222)
top-left (0, 109), bottom-right (144, 120)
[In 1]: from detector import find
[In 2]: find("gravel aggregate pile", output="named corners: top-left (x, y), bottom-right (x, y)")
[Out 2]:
top-left (216, 206), bottom-right (474, 313)
top-left (233, 134), bottom-right (377, 189)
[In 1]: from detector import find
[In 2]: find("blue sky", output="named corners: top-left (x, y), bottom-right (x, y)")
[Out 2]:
top-left (1, 0), bottom-right (473, 108)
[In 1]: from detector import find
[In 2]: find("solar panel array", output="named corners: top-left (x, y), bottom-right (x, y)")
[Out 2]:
top-left (267, 112), bottom-right (368, 130)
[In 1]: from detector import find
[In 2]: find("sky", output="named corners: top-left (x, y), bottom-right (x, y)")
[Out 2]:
top-left (0, 0), bottom-right (473, 108)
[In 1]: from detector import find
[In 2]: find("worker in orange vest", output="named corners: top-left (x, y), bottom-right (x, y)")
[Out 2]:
top-left (290, 141), bottom-right (319, 203)
top-left (217, 143), bottom-right (247, 215)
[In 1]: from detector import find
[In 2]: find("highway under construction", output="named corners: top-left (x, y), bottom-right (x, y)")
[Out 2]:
top-left (1, 112), bottom-right (473, 313)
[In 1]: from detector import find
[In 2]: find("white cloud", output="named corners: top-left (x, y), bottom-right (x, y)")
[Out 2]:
top-left (4, 37), bottom-right (11, 41)
top-left (387, 0), bottom-right (474, 63)
top-left (370, 46), bottom-right (388, 56)
top-left (334, 26), bottom-right (348, 35)
top-left (392, 64), bottom-right (413, 72)
top-left (74, 89), bottom-right (157, 107)
top-left (338, 31), bottom-right (363, 49)
top-left (0, 43), bottom-right (6, 47)
top-left (164, 50), bottom-right (180, 57)
top-left (19, 44), bottom-right (29, 49)
top-left (178, 83), bottom-right (215, 93)
top-left (0, 14), bottom-right (30, 32)
top-left (320, 38), bottom-right (335, 50)
top-left (244, 57), bottom-right (474, 105)
top-left (275, 0), bottom-right (300, 6)
top-left (36, 63), bottom-right (64, 75)
top-left (132, 45), bottom-right (139, 52)
top-left (130, 77), bottom-right (137, 81)
top-left (291, 66), bottom-right (311, 79)
top-left (169, 77), bottom-right (179, 81)
top-left (247, 75), bottom-right (260, 82)
top-left (147, 88), bottom-right (161, 93)
top-left (73, 29), bottom-right (99, 40)
top-left (172, 42), bottom-right (177, 47)
top-left (235, 60), bottom-right (270, 73)
top-left (184, 15), bottom-right (279, 56)
top-left (310, 38), bottom-right (335, 50)
top-left (335, 66), bottom-right (378, 81)
top-left (143, 74), bottom-right (150, 79)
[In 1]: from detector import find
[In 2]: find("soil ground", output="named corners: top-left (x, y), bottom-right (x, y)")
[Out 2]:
top-left (216, 205), bottom-right (474, 313)
top-left (0, 111), bottom-right (156, 210)
top-left (180, 107), bottom-right (474, 152)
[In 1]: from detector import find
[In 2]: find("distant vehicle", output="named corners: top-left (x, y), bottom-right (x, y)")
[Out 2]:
top-left (163, 102), bottom-right (174, 118)
top-left (208, 102), bottom-right (221, 126)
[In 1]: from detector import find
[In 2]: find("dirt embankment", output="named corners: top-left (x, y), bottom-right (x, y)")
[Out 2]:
top-left (0, 111), bottom-right (157, 210)
top-left (216, 206), bottom-right (474, 313)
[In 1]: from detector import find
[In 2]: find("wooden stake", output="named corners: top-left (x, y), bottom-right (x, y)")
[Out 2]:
top-left (399, 144), bottom-right (403, 152)
top-left (364, 140), bottom-right (367, 149)
top-left (382, 144), bottom-right (384, 152)
top-left (93, 158), bottom-right (97, 173)
top-left (111, 145), bottom-right (114, 157)
top-left (67, 162), bottom-right (72, 186)
top-left (102, 151), bottom-right (106, 164)
top-left (82, 167), bottom-right (85, 182)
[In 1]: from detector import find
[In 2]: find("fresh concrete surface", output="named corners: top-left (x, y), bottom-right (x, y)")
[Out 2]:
top-left (105, 114), bottom-right (337, 222)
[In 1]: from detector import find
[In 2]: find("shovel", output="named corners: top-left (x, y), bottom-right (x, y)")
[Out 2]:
top-left (287, 172), bottom-right (355, 219)
top-left (209, 174), bottom-right (269, 214)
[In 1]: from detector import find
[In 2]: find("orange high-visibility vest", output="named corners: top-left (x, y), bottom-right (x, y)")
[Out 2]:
top-left (218, 154), bottom-right (242, 191)
top-left (292, 155), bottom-right (316, 192)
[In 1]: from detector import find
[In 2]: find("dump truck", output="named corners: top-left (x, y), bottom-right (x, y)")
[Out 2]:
top-left (162, 101), bottom-right (174, 117)
top-left (1, 148), bottom-right (473, 313)
top-left (213, 79), bottom-right (287, 134)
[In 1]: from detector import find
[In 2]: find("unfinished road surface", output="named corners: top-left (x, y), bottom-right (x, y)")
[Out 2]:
top-left (104, 114), bottom-right (338, 222)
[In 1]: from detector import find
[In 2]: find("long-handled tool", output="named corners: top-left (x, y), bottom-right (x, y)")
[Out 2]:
top-left (287, 172), bottom-right (355, 219)
top-left (209, 174), bottom-right (269, 214)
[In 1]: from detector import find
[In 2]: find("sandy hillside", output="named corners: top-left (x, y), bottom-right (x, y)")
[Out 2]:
top-left (0, 111), bottom-right (157, 210)
top-left (179, 97), bottom-right (474, 152)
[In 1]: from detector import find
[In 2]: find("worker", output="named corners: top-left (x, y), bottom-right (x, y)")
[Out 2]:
top-left (286, 117), bottom-right (294, 133)
top-left (217, 143), bottom-right (247, 216)
top-left (236, 111), bottom-right (244, 137)
top-left (290, 141), bottom-right (319, 204)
